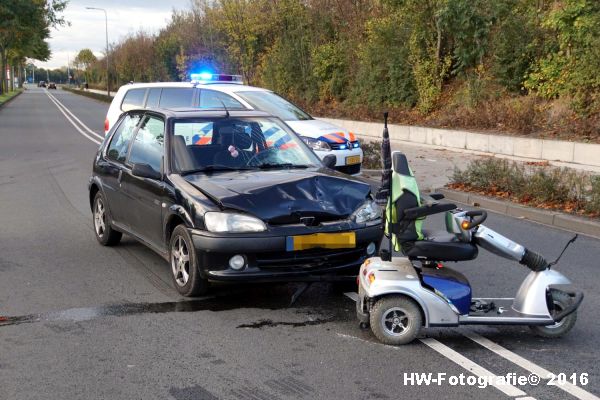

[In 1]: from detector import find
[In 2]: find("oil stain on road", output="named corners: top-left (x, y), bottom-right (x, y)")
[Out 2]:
top-left (0, 286), bottom-right (347, 329)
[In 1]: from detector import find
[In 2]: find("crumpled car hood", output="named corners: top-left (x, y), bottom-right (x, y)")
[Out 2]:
top-left (183, 168), bottom-right (371, 224)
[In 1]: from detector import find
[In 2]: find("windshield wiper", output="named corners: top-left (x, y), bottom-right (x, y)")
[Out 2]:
top-left (256, 163), bottom-right (312, 170)
top-left (180, 165), bottom-right (256, 175)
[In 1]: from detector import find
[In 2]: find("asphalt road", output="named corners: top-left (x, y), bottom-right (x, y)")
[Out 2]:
top-left (1, 86), bottom-right (599, 400)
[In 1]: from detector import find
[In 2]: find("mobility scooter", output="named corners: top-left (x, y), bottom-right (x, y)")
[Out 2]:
top-left (355, 115), bottom-right (584, 345)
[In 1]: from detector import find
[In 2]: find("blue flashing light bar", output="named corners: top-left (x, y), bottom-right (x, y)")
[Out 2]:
top-left (190, 73), bottom-right (243, 84)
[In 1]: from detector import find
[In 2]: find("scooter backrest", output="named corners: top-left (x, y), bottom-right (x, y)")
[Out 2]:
top-left (393, 152), bottom-right (411, 175)
top-left (388, 151), bottom-right (424, 246)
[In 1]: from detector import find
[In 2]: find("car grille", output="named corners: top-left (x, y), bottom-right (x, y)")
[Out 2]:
top-left (330, 141), bottom-right (359, 150)
top-left (255, 246), bottom-right (367, 271)
top-left (336, 164), bottom-right (361, 175)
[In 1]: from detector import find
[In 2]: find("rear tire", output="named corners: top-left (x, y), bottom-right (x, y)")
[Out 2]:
top-left (169, 225), bottom-right (209, 297)
top-left (370, 296), bottom-right (422, 345)
top-left (530, 290), bottom-right (577, 338)
top-left (93, 191), bottom-right (122, 246)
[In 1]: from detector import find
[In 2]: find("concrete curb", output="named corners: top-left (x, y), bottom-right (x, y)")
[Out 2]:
top-left (318, 117), bottom-right (600, 171)
top-left (437, 187), bottom-right (600, 239)
top-left (0, 89), bottom-right (23, 109)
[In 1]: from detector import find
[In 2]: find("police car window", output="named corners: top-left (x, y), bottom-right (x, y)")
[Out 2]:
top-left (235, 91), bottom-right (312, 121)
top-left (199, 90), bottom-right (245, 110)
top-left (145, 88), bottom-right (161, 109)
top-left (106, 114), bottom-right (142, 163)
top-left (121, 89), bottom-right (146, 112)
top-left (128, 115), bottom-right (164, 172)
top-left (174, 122), bottom-right (214, 145)
top-left (159, 88), bottom-right (194, 108)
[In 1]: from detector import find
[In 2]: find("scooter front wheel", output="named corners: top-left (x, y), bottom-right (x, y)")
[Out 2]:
top-left (530, 290), bottom-right (577, 338)
top-left (370, 296), bottom-right (422, 345)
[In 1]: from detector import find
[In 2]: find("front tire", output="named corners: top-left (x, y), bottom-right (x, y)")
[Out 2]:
top-left (370, 296), bottom-right (422, 345)
top-left (169, 225), bottom-right (209, 297)
top-left (93, 192), bottom-right (122, 246)
top-left (530, 290), bottom-right (577, 338)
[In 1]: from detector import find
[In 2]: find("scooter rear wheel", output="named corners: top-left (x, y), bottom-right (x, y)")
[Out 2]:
top-left (530, 290), bottom-right (577, 338)
top-left (370, 296), bottom-right (422, 345)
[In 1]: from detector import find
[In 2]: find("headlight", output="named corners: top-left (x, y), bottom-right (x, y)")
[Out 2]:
top-left (301, 136), bottom-right (331, 151)
top-left (351, 200), bottom-right (381, 224)
top-left (204, 212), bottom-right (266, 233)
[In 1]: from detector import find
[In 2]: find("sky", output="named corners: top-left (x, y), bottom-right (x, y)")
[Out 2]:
top-left (37, 0), bottom-right (191, 69)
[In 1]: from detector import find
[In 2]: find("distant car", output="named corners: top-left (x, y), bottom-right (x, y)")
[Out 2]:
top-left (38, 81), bottom-right (46, 88)
top-left (104, 74), bottom-right (364, 175)
top-left (89, 108), bottom-right (382, 296)
top-left (47, 82), bottom-right (57, 89)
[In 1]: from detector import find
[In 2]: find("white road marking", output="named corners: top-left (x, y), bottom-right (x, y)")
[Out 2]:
top-left (46, 90), bottom-right (104, 140)
top-left (420, 337), bottom-right (527, 397)
top-left (44, 90), bottom-right (101, 145)
top-left (336, 333), bottom-right (527, 398)
top-left (464, 331), bottom-right (600, 400)
top-left (45, 92), bottom-right (101, 145)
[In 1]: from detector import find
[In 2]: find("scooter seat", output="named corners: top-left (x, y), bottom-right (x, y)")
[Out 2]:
top-left (421, 229), bottom-right (459, 243)
top-left (405, 240), bottom-right (478, 262)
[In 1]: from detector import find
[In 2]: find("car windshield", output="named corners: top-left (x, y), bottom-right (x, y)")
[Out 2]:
top-left (171, 117), bottom-right (321, 173)
top-left (234, 91), bottom-right (312, 121)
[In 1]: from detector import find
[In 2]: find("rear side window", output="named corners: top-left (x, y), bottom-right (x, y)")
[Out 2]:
top-left (199, 90), bottom-right (245, 110)
top-left (128, 115), bottom-right (164, 172)
top-left (145, 88), bottom-right (161, 109)
top-left (121, 89), bottom-right (146, 112)
top-left (159, 88), bottom-right (194, 108)
top-left (106, 114), bottom-right (142, 163)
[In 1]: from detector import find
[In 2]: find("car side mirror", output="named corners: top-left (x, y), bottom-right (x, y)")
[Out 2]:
top-left (322, 154), bottom-right (337, 169)
top-left (132, 163), bottom-right (162, 180)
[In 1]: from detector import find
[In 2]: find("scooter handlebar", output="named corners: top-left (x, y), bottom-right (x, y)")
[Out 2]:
top-left (464, 210), bottom-right (487, 229)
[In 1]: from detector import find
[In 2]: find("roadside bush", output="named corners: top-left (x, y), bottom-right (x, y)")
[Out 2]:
top-left (588, 176), bottom-right (600, 215)
top-left (450, 158), bottom-right (599, 217)
top-left (360, 140), bottom-right (383, 170)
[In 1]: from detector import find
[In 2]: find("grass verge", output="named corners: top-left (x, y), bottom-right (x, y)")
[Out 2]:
top-left (0, 89), bottom-right (23, 107)
top-left (450, 158), bottom-right (600, 218)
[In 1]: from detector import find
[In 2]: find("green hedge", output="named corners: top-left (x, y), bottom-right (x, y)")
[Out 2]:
top-left (61, 86), bottom-right (113, 103)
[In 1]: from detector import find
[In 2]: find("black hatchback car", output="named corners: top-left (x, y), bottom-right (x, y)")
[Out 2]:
top-left (89, 109), bottom-right (382, 296)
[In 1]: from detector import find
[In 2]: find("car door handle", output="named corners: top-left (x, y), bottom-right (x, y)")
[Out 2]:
top-left (117, 169), bottom-right (123, 183)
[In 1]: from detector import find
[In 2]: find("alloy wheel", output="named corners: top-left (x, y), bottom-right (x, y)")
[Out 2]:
top-left (171, 236), bottom-right (190, 287)
top-left (94, 198), bottom-right (106, 238)
top-left (381, 307), bottom-right (411, 336)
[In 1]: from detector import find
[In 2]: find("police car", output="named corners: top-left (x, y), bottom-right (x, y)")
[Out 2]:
top-left (104, 73), bottom-right (363, 174)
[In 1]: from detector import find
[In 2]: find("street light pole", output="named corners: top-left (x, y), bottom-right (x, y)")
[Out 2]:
top-left (86, 7), bottom-right (110, 96)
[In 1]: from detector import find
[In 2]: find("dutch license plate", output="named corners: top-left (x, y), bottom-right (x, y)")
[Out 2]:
top-left (286, 232), bottom-right (356, 251)
top-left (346, 155), bottom-right (361, 165)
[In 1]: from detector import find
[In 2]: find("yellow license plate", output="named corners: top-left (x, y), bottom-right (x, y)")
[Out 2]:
top-left (346, 155), bottom-right (361, 165)
top-left (286, 232), bottom-right (356, 251)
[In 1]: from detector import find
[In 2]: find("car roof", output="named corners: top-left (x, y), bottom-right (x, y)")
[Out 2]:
top-left (127, 108), bottom-right (274, 119)
top-left (120, 81), bottom-right (269, 95)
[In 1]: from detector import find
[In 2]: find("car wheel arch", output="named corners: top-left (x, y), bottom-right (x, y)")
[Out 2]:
top-left (89, 184), bottom-right (100, 211)
top-left (165, 213), bottom-right (187, 246)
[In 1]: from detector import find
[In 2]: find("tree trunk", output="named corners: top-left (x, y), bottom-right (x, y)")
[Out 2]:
top-left (10, 64), bottom-right (14, 91)
top-left (435, 18), bottom-right (442, 64)
top-left (18, 62), bottom-right (23, 88)
top-left (0, 50), bottom-right (5, 95)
